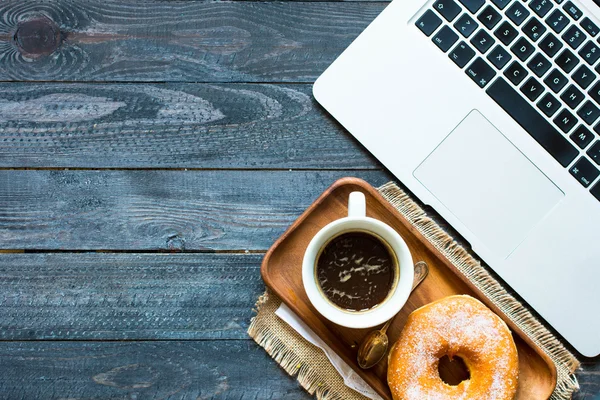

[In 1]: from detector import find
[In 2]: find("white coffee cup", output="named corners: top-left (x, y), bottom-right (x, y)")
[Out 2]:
top-left (302, 191), bottom-right (414, 329)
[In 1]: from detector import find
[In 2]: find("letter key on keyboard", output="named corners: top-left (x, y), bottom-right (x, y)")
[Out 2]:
top-left (504, 61), bottom-right (528, 84)
top-left (561, 84), bottom-right (584, 108)
top-left (511, 37), bottom-right (535, 60)
top-left (570, 125), bottom-right (594, 149)
top-left (506, 2), bottom-right (530, 26)
top-left (478, 6), bottom-right (502, 29)
top-left (539, 33), bottom-right (563, 57)
top-left (554, 109), bottom-right (578, 133)
top-left (487, 45), bottom-right (512, 68)
top-left (487, 78), bottom-right (578, 167)
top-left (471, 29), bottom-right (495, 52)
top-left (495, 21), bottom-right (519, 45)
top-left (577, 101), bottom-right (600, 125)
top-left (545, 69), bottom-right (568, 93)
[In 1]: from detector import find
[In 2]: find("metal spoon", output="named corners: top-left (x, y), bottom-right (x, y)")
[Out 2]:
top-left (357, 261), bottom-right (429, 369)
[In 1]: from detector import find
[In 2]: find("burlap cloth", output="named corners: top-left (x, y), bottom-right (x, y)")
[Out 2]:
top-left (248, 182), bottom-right (580, 400)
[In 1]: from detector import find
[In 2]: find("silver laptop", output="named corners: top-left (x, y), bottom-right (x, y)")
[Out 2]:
top-left (314, 0), bottom-right (600, 356)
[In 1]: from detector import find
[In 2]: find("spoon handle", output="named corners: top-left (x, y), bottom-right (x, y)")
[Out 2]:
top-left (379, 318), bottom-right (393, 335)
top-left (381, 262), bottom-right (428, 335)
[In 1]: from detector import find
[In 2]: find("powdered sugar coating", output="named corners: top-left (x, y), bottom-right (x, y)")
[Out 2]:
top-left (387, 295), bottom-right (519, 400)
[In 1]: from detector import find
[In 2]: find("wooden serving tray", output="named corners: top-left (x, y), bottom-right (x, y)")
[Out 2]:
top-left (261, 177), bottom-right (557, 400)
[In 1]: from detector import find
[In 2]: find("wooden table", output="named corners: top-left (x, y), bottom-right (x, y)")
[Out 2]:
top-left (0, 1), bottom-right (597, 398)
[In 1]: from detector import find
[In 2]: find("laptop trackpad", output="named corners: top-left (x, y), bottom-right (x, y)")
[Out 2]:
top-left (414, 110), bottom-right (564, 259)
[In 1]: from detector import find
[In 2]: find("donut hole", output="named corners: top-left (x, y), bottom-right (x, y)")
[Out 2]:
top-left (438, 355), bottom-right (470, 386)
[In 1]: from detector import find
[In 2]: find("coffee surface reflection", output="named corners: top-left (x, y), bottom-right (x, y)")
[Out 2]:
top-left (316, 231), bottom-right (396, 311)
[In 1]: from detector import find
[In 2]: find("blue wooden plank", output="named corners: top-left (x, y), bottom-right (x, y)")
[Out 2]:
top-left (0, 253), bottom-right (264, 340)
top-left (0, 340), bottom-right (312, 399)
top-left (0, 1), bottom-right (386, 82)
top-left (0, 83), bottom-right (377, 169)
top-left (0, 170), bottom-right (390, 250)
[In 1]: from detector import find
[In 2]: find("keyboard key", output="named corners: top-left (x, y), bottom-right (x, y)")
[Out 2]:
top-left (478, 6), bottom-right (502, 29)
top-left (433, 26), bottom-right (459, 51)
top-left (459, 0), bottom-right (485, 13)
top-left (521, 76), bottom-right (544, 100)
top-left (573, 65), bottom-right (596, 89)
top-left (511, 37), bottom-right (535, 60)
top-left (434, 0), bottom-right (462, 21)
top-left (554, 0), bottom-right (564, 4)
top-left (588, 140), bottom-right (600, 164)
top-left (546, 9), bottom-right (569, 33)
top-left (506, 2), bottom-right (530, 25)
top-left (454, 13), bottom-right (479, 37)
top-left (537, 93), bottom-right (561, 116)
top-left (491, 0), bottom-right (512, 10)
top-left (570, 125), bottom-right (595, 148)
top-left (570, 157), bottom-right (599, 186)
top-left (416, 11), bottom-right (443, 36)
top-left (581, 17), bottom-right (599, 37)
top-left (554, 108), bottom-right (578, 132)
top-left (561, 84), bottom-right (584, 107)
top-left (539, 33), bottom-right (564, 56)
top-left (556, 48), bottom-right (580, 72)
top-left (577, 101), bottom-right (600, 124)
top-left (494, 21), bottom-right (519, 44)
top-left (528, 53), bottom-right (552, 76)
top-left (589, 81), bottom-right (600, 105)
top-left (523, 17), bottom-right (547, 41)
top-left (465, 57), bottom-right (497, 87)
top-left (449, 41), bottom-right (476, 67)
top-left (545, 69), bottom-right (569, 92)
top-left (563, 25), bottom-right (586, 49)
top-left (470, 29), bottom-right (495, 52)
top-left (591, 181), bottom-right (600, 201)
top-left (487, 78), bottom-right (578, 167)
top-left (563, 1), bottom-right (582, 20)
top-left (529, 0), bottom-right (553, 17)
top-left (487, 45), bottom-right (512, 68)
top-left (504, 61), bottom-right (529, 84)
top-left (578, 41), bottom-right (600, 65)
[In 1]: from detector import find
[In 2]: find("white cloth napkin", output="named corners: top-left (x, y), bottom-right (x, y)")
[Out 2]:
top-left (275, 303), bottom-right (384, 400)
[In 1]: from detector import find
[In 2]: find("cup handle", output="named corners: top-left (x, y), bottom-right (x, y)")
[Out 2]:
top-left (348, 192), bottom-right (366, 218)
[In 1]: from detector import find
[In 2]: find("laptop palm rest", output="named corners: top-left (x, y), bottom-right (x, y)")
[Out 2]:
top-left (414, 110), bottom-right (564, 259)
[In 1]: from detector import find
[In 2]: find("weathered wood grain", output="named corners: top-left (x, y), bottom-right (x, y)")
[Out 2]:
top-left (578, 361), bottom-right (600, 399)
top-left (0, 83), bottom-right (378, 169)
top-left (0, 340), bottom-right (312, 399)
top-left (0, 339), bottom-right (595, 399)
top-left (0, 253), bottom-right (265, 340)
top-left (0, 1), bottom-right (386, 82)
top-left (0, 170), bottom-right (390, 250)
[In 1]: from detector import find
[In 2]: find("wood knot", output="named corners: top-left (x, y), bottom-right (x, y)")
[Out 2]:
top-left (14, 17), bottom-right (61, 57)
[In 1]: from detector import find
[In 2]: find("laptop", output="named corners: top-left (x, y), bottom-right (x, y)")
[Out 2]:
top-left (314, 0), bottom-right (600, 356)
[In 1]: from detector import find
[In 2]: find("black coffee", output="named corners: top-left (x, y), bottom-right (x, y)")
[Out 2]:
top-left (316, 231), bottom-right (396, 311)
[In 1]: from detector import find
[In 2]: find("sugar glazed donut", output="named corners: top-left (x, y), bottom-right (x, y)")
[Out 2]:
top-left (388, 295), bottom-right (519, 400)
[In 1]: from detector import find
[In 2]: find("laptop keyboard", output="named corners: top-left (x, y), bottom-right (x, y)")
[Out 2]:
top-left (415, 0), bottom-right (600, 201)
